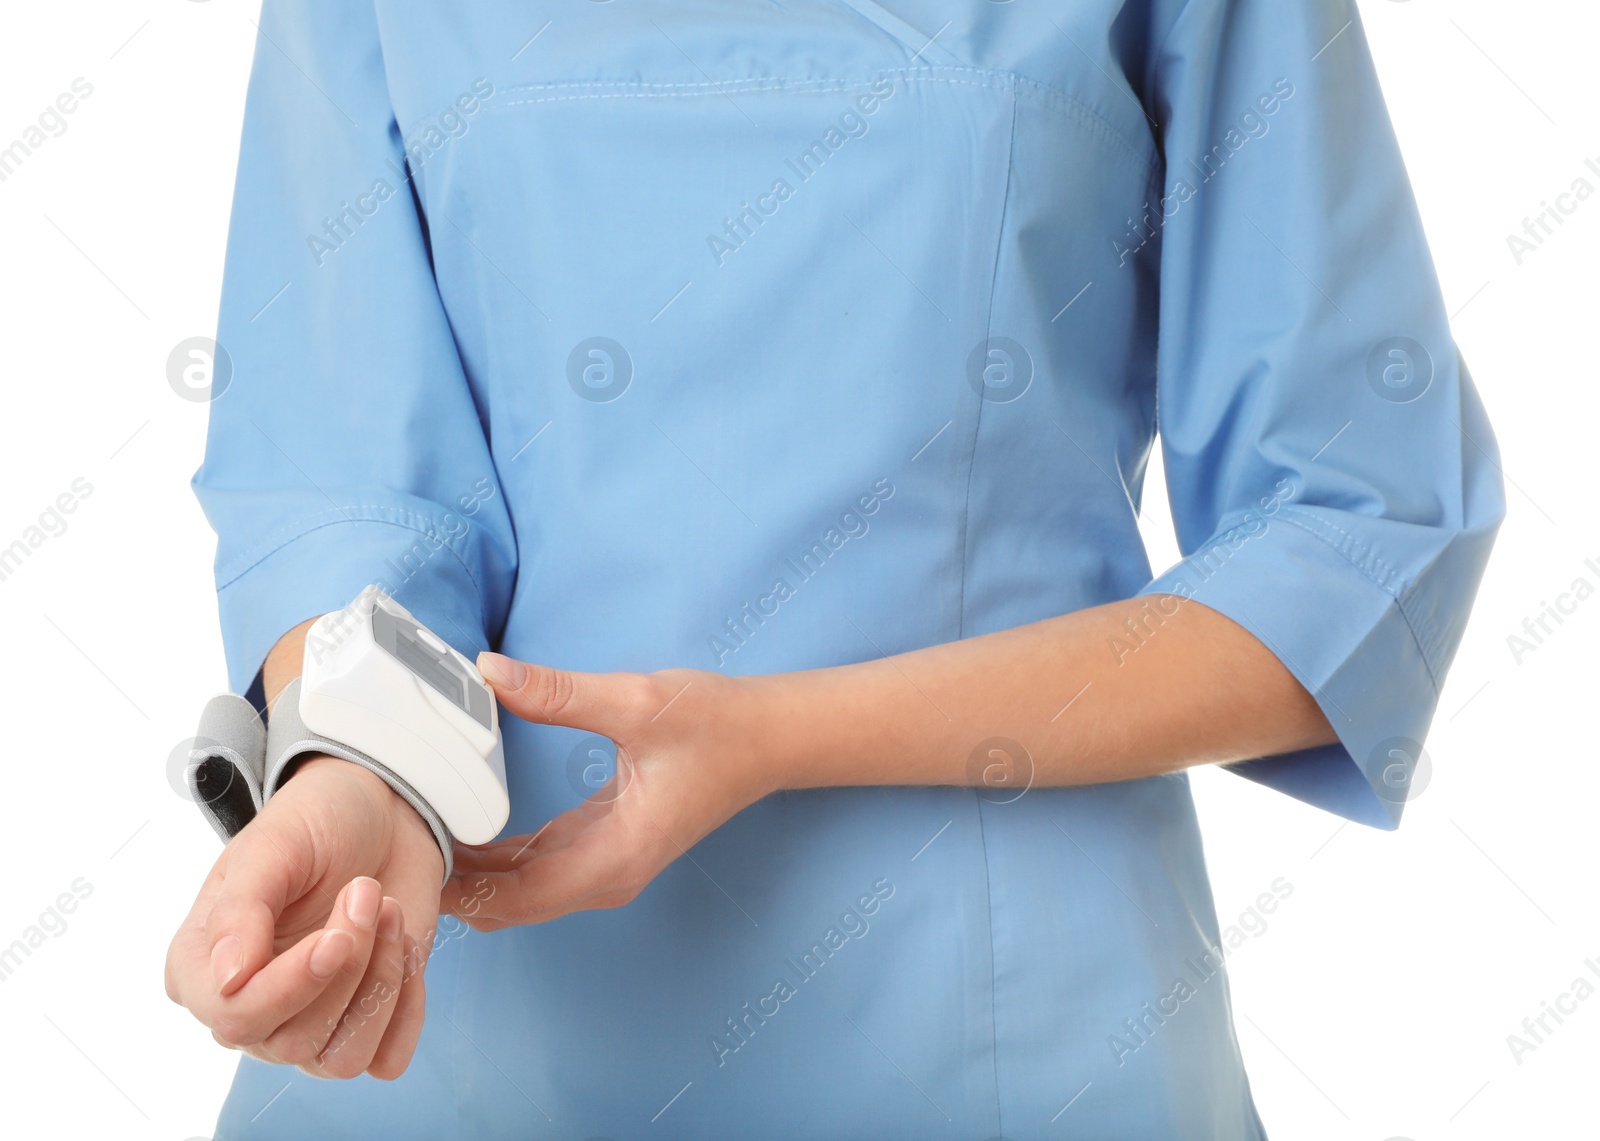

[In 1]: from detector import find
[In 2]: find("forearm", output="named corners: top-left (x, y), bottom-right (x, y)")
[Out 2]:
top-left (750, 595), bottom-right (1337, 792)
top-left (454, 594), bottom-right (1341, 927)
top-left (263, 617), bottom-right (317, 710)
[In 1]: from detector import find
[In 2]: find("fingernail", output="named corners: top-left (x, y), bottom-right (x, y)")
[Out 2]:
top-left (309, 929), bottom-right (353, 979)
top-left (346, 877), bottom-right (380, 928)
top-left (210, 934), bottom-right (242, 991)
top-left (379, 898), bottom-right (403, 942)
top-left (476, 652), bottom-right (525, 689)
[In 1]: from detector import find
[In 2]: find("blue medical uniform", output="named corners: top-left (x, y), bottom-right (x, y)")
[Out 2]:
top-left (193, 1), bottom-right (1503, 1137)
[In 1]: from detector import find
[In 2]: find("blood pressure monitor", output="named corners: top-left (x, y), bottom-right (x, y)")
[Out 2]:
top-left (184, 584), bottom-right (510, 882)
top-left (297, 584), bottom-right (509, 845)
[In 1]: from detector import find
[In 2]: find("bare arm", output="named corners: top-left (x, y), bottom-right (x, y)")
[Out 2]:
top-left (262, 616), bottom-right (317, 709)
top-left (451, 595), bottom-right (1337, 928)
top-left (750, 594), bottom-right (1336, 791)
top-left (167, 618), bottom-right (449, 1081)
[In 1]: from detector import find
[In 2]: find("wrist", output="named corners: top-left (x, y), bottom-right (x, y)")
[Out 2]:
top-left (736, 670), bottom-right (824, 795)
top-left (290, 752), bottom-right (388, 794)
top-left (290, 754), bottom-right (443, 863)
top-left (262, 616), bottom-right (318, 710)
top-left (739, 658), bottom-right (964, 792)
top-left (188, 591), bottom-right (474, 884)
top-left (731, 673), bottom-right (787, 800)
top-left (649, 669), bottom-right (792, 806)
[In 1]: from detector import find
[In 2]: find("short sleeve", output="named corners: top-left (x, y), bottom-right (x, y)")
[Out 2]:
top-left (1134, 0), bottom-right (1505, 827)
top-left (192, 0), bottom-right (517, 701)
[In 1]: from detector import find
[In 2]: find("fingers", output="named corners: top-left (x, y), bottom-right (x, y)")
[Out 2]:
top-left (182, 919), bottom-right (353, 1048)
top-left (196, 868), bottom-right (436, 1080)
top-left (367, 932), bottom-right (429, 1080)
top-left (443, 821), bottom-right (565, 907)
top-left (315, 897), bottom-right (407, 1078)
top-left (203, 820), bottom-right (317, 997)
top-left (441, 797), bottom-right (642, 929)
top-left (307, 793), bottom-right (450, 1080)
top-left (446, 782), bottom-right (619, 892)
top-left (476, 653), bottom-right (656, 735)
top-left (166, 854), bottom-right (229, 1004)
top-left (184, 877), bottom-right (376, 1051)
top-left (443, 826), bottom-right (645, 931)
top-left (171, 749), bottom-right (454, 1081)
top-left (370, 811), bottom-right (451, 1074)
top-left (448, 816), bottom-right (580, 880)
top-left (254, 877), bottom-right (383, 1068)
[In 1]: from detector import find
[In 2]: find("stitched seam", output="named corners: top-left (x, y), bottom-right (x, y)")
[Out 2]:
top-left (216, 511), bottom-right (489, 623)
top-left (974, 84), bottom-right (1018, 1141)
top-left (1273, 508), bottom-right (1443, 692)
top-left (956, 82), bottom-right (1019, 645)
top-left (1396, 590), bottom-right (1444, 691)
top-left (1276, 507), bottom-right (1403, 595)
top-left (973, 797), bottom-right (1005, 1140)
top-left (492, 68), bottom-right (1157, 184)
top-left (496, 76), bottom-right (1012, 106)
top-left (218, 506), bottom-right (472, 583)
top-left (502, 76), bottom-right (901, 95)
top-left (218, 506), bottom-right (388, 577)
top-left (497, 68), bottom-right (1011, 95)
top-left (1393, 596), bottom-right (1443, 695)
top-left (1011, 72), bottom-right (1156, 184)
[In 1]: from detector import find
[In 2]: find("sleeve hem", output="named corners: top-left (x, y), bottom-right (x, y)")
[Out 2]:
top-left (1274, 506), bottom-right (1443, 693)
top-left (1139, 508), bottom-right (1441, 829)
top-left (214, 511), bottom-right (494, 698)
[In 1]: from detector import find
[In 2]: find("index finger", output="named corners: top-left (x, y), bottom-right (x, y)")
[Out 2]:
top-left (204, 818), bottom-right (321, 996)
top-left (174, 881), bottom-right (362, 1047)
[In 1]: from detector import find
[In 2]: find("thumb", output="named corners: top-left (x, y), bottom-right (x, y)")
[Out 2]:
top-left (203, 821), bottom-right (312, 997)
top-left (477, 652), bottom-right (639, 735)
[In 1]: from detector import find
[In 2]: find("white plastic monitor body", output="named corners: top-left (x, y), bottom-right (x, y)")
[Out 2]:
top-left (299, 584), bottom-right (509, 844)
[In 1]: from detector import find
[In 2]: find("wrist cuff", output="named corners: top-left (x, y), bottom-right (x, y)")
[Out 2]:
top-left (188, 693), bottom-right (267, 843)
top-left (266, 678), bottom-right (455, 882)
top-left (187, 679), bottom-right (456, 883)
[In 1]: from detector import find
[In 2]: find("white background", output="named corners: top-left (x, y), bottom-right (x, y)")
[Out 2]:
top-left (0, 1), bottom-right (1594, 1137)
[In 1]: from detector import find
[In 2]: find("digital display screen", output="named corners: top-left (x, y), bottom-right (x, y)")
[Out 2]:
top-left (372, 607), bottom-right (493, 729)
top-left (395, 626), bottom-right (467, 709)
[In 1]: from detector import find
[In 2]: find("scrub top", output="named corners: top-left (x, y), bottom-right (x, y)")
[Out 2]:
top-left (192, 1), bottom-right (1503, 1137)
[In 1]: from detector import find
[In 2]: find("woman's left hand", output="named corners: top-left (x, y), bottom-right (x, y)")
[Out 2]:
top-left (440, 654), bottom-right (776, 931)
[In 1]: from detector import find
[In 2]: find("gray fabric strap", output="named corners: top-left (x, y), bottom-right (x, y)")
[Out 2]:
top-left (189, 693), bottom-right (268, 844)
top-left (264, 678), bottom-right (455, 884)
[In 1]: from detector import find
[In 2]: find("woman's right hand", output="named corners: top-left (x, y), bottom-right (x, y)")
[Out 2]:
top-left (164, 754), bottom-right (447, 1079)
